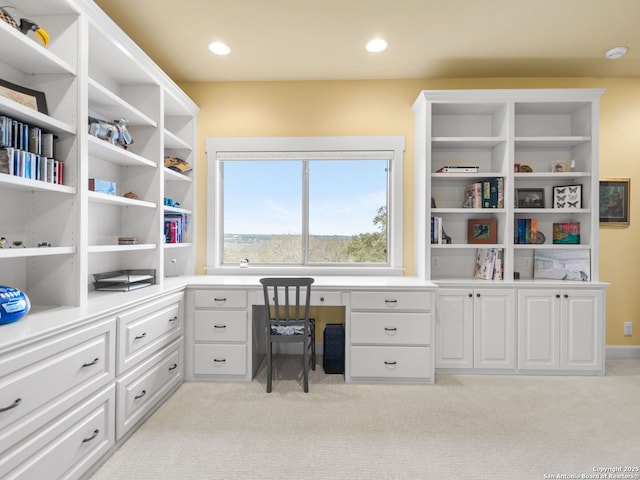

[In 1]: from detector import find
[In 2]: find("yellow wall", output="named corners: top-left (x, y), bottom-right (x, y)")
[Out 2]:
top-left (180, 77), bottom-right (640, 346)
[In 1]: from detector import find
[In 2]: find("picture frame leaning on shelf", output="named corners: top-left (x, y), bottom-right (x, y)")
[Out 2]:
top-left (0, 78), bottom-right (47, 114)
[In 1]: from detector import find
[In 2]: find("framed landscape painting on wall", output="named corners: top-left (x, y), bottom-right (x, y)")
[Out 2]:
top-left (599, 178), bottom-right (630, 226)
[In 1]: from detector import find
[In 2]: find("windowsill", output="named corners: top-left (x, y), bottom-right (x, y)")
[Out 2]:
top-left (204, 265), bottom-right (405, 277)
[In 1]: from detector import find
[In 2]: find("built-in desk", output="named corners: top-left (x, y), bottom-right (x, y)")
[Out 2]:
top-left (183, 276), bottom-right (437, 384)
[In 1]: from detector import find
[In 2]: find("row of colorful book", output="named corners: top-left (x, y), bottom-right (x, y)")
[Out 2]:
top-left (0, 147), bottom-right (63, 184)
top-left (474, 248), bottom-right (504, 280)
top-left (515, 218), bottom-right (538, 244)
top-left (463, 178), bottom-right (504, 209)
top-left (1, 115), bottom-right (55, 157)
top-left (164, 213), bottom-right (188, 244)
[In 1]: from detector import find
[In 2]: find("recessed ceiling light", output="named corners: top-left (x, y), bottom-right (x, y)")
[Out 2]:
top-left (208, 41), bottom-right (231, 56)
top-left (605, 46), bottom-right (627, 60)
top-left (366, 38), bottom-right (388, 53)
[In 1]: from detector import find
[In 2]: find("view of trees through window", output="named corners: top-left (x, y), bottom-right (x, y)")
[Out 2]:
top-left (222, 159), bottom-right (388, 265)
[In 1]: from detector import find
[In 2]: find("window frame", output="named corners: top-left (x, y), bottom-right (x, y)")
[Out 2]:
top-left (205, 136), bottom-right (405, 275)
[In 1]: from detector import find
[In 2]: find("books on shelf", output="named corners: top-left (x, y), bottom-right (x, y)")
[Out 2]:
top-left (463, 178), bottom-right (503, 208)
top-left (164, 213), bottom-right (188, 244)
top-left (0, 115), bottom-right (62, 184)
top-left (475, 248), bottom-right (504, 280)
top-left (436, 166), bottom-right (479, 173)
top-left (516, 218), bottom-right (538, 244)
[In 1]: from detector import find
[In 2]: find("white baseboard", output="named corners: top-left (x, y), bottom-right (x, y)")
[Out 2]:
top-left (606, 345), bottom-right (640, 359)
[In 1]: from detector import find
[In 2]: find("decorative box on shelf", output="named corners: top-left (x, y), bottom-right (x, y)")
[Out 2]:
top-left (93, 269), bottom-right (156, 292)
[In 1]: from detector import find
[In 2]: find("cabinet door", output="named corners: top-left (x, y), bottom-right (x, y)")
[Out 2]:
top-left (435, 289), bottom-right (473, 368)
top-left (560, 289), bottom-right (603, 371)
top-left (518, 289), bottom-right (560, 370)
top-left (473, 288), bottom-right (515, 369)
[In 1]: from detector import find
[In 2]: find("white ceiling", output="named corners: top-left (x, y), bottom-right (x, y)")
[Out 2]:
top-left (94, 0), bottom-right (640, 82)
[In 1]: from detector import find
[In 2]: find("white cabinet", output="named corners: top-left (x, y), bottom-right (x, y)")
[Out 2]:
top-left (436, 288), bottom-right (515, 371)
top-left (348, 290), bottom-right (434, 383)
top-left (518, 288), bottom-right (604, 373)
top-left (189, 289), bottom-right (250, 380)
top-left (0, 0), bottom-right (198, 311)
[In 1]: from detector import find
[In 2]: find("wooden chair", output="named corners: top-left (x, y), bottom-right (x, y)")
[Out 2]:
top-left (260, 277), bottom-right (315, 392)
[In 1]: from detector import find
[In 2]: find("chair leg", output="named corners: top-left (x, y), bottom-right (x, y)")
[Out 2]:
top-left (302, 339), bottom-right (309, 393)
top-left (266, 340), bottom-right (273, 393)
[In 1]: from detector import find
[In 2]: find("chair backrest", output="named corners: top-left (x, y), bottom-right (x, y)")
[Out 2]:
top-left (260, 277), bottom-right (314, 323)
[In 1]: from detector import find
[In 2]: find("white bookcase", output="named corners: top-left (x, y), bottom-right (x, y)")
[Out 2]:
top-left (0, 0), bottom-right (198, 310)
top-left (414, 89), bottom-right (607, 375)
top-left (413, 89), bottom-right (604, 284)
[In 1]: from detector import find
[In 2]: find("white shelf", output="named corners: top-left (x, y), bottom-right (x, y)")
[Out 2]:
top-left (164, 167), bottom-right (192, 183)
top-left (88, 135), bottom-right (156, 168)
top-left (514, 172), bottom-right (591, 179)
top-left (431, 243), bottom-right (505, 249)
top-left (514, 244), bottom-right (591, 250)
top-left (0, 173), bottom-right (76, 194)
top-left (88, 191), bottom-right (157, 208)
top-left (88, 78), bottom-right (157, 127)
top-left (88, 244), bottom-right (157, 253)
top-left (432, 137), bottom-right (506, 148)
top-left (163, 206), bottom-right (192, 215)
top-left (0, 247), bottom-right (75, 258)
top-left (515, 136), bottom-right (591, 148)
top-left (164, 129), bottom-right (191, 150)
top-left (0, 20), bottom-right (76, 75)
top-left (163, 242), bottom-right (193, 249)
top-left (0, 96), bottom-right (75, 135)
top-left (432, 208), bottom-right (506, 214)
top-left (515, 208), bottom-right (590, 214)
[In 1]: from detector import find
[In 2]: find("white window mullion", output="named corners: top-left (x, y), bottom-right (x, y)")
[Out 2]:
top-left (302, 160), bottom-right (310, 264)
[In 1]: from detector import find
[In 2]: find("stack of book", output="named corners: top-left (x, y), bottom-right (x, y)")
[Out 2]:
top-left (118, 236), bottom-right (138, 245)
top-left (516, 218), bottom-right (538, 244)
top-left (0, 115), bottom-right (61, 184)
top-left (474, 248), bottom-right (504, 280)
top-left (164, 213), bottom-right (187, 243)
top-left (463, 178), bottom-right (504, 209)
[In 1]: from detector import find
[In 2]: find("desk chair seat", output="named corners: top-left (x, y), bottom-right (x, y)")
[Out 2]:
top-left (260, 277), bottom-right (315, 393)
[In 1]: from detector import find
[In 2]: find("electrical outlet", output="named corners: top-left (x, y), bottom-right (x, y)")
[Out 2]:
top-left (431, 256), bottom-right (439, 269)
top-left (624, 322), bottom-right (633, 336)
top-left (523, 257), bottom-right (531, 269)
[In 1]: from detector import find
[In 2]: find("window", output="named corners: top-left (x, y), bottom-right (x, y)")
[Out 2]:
top-left (206, 136), bottom-right (404, 274)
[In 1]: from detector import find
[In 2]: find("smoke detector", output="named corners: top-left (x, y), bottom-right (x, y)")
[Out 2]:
top-left (605, 46), bottom-right (627, 60)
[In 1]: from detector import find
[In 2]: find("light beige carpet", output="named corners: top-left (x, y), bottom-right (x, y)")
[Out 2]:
top-left (89, 359), bottom-right (640, 480)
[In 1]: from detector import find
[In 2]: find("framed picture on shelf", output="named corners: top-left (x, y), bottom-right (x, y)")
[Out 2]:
top-left (0, 78), bottom-right (48, 114)
top-left (552, 184), bottom-right (582, 209)
top-left (533, 249), bottom-right (590, 281)
top-left (599, 178), bottom-right (630, 226)
top-left (467, 218), bottom-right (497, 244)
top-left (516, 188), bottom-right (545, 208)
top-left (553, 222), bottom-right (580, 244)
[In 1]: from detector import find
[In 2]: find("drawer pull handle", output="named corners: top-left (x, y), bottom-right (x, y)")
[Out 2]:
top-left (169, 316), bottom-right (178, 322)
top-left (214, 324), bottom-right (227, 329)
top-left (82, 357), bottom-right (99, 368)
top-left (169, 363), bottom-right (178, 371)
top-left (214, 297), bottom-right (227, 302)
top-left (134, 332), bottom-right (147, 340)
top-left (0, 398), bottom-right (21, 413)
top-left (213, 358), bottom-right (227, 363)
top-left (384, 299), bottom-right (398, 304)
top-left (384, 361), bottom-right (397, 366)
top-left (384, 327), bottom-right (397, 332)
top-left (135, 390), bottom-right (147, 400)
top-left (82, 429), bottom-right (99, 443)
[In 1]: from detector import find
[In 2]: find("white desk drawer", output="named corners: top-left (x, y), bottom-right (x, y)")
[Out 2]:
top-left (116, 340), bottom-right (183, 440)
top-left (0, 385), bottom-right (115, 480)
top-left (0, 318), bottom-right (115, 455)
top-left (194, 290), bottom-right (247, 309)
top-left (252, 290), bottom-right (342, 306)
top-left (117, 294), bottom-right (183, 374)
top-left (350, 312), bottom-right (431, 345)
top-left (350, 346), bottom-right (432, 379)
top-left (194, 310), bottom-right (247, 342)
top-left (350, 291), bottom-right (431, 311)
top-left (194, 344), bottom-right (247, 376)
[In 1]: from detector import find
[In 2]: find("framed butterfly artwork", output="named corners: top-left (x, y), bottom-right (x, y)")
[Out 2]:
top-left (552, 184), bottom-right (582, 209)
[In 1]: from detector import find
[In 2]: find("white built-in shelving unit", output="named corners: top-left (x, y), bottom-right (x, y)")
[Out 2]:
top-left (0, 0), bottom-right (198, 310)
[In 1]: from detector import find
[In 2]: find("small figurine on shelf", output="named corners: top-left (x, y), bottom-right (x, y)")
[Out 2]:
top-left (88, 117), bottom-right (134, 149)
top-left (0, 236), bottom-right (6, 248)
top-left (123, 192), bottom-right (137, 199)
top-left (0, 7), bottom-right (49, 46)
